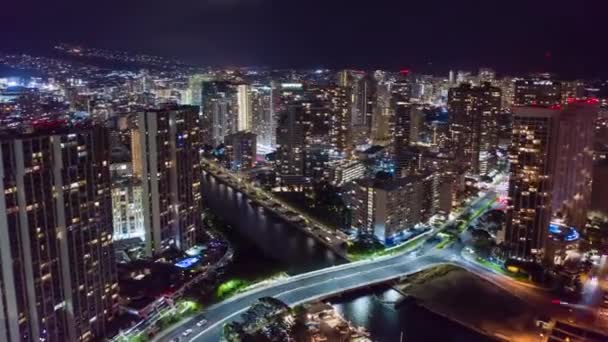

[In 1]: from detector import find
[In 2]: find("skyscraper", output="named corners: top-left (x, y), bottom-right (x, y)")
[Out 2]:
top-left (275, 102), bottom-right (310, 181)
top-left (551, 101), bottom-right (597, 229)
top-left (506, 107), bottom-right (560, 260)
top-left (275, 83), bottom-right (351, 183)
top-left (337, 70), bottom-right (373, 146)
top-left (111, 170), bottom-right (145, 241)
top-left (237, 84), bottom-right (252, 132)
top-left (393, 103), bottom-right (412, 177)
top-left (505, 100), bottom-right (598, 261)
top-left (371, 81), bottom-right (392, 145)
top-left (0, 126), bottom-right (118, 342)
top-left (391, 77), bottom-right (416, 177)
top-left (183, 74), bottom-right (212, 109)
top-left (514, 78), bottom-right (562, 107)
top-left (131, 105), bottom-right (203, 256)
top-left (498, 77), bottom-right (516, 109)
top-left (250, 84), bottom-right (274, 153)
top-left (448, 82), bottom-right (501, 176)
top-left (201, 81), bottom-right (238, 146)
top-left (409, 107), bottom-right (425, 144)
top-left (224, 131), bottom-right (257, 171)
top-left (478, 67), bottom-right (496, 84)
top-left (273, 83), bottom-right (308, 182)
top-left (322, 85), bottom-right (350, 155)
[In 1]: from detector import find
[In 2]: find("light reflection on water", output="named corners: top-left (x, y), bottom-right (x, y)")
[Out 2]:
top-left (201, 171), bottom-right (344, 275)
top-left (202, 171), bottom-right (491, 341)
top-left (331, 287), bottom-right (492, 342)
top-left (332, 288), bottom-right (403, 341)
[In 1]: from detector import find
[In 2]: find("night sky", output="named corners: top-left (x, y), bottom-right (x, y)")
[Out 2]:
top-left (2, 0), bottom-right (606, 77)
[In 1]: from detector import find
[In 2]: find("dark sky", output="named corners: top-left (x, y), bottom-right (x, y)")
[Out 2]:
top-left (2, 0), bottom-right (607, 77)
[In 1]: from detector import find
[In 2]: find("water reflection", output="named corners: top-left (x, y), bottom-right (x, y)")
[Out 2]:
top-left (201, 171), bottom-right (345, 274)
top-left (332, 287), bottom-right (492, 342)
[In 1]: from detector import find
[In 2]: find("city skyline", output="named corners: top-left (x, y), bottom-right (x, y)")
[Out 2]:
top-left (0, 4), bottom-right (607, 341)
top-left (2, 0), bottom-right (608, 77)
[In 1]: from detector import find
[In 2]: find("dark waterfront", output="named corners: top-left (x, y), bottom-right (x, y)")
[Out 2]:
top-left (201, 171), bottom-right (493, 341)
top-left (331, 286), bottom-right (493, 342)
top-left (201, 171), bottom-right (345, 275)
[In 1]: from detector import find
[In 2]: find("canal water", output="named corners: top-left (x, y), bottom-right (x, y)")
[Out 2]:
top-left (201, 171), bottom-right (491, 341)
top-left (201, 171), bottom-right (345, 275)
top-left (331, 286), bottom-right (493, 342)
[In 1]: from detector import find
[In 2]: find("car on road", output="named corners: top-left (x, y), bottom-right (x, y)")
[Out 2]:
top-left (182, 329), bottom-right (193, 337)
top-left (169, 338), bottom-right (180, 342)
top-left (196, 319), bottom-right (208, 327)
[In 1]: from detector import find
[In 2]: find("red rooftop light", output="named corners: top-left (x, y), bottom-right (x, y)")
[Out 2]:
top-left (587, 98), bottom-right (599, 104)
top-left (567, 97), bottom-right (599, 105)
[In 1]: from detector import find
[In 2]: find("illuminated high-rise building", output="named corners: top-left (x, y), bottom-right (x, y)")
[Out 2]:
top-left (551, 101), bottom-right (597, 229)
top-left (371, 82), bottom-right (392, 145)
top-left (514, 78), bottom-right (562, 106)
top-left (498, 77), bottom-right (516, 110)
top-left (110, 167), bottom-right (145, 241)
top-left (324, 85), bottom-right (351, 154)
top-left (409, 107), bottom-right (425, 144)
top-left (250, 84), bottom-right (274, 152)
top-left (560, 80), bottom-right (586, 103)
top-left (352, 175), bottom-right (432, 244)
top-left (506, 107), bottom-right (560, 260)
top-left (478, 68), bottom-right (496, 84)
top-left (201, 81), bottom-right (238, 146)
top-left (183, 74), bottom-right (211, 109)
top-left (224, 131), bottom-right (257, 171)
top-left (337, 70), bottom-right (373, 146)
top-left (430, 121), bottom-right (451, 149)
top-left (275, 83), bottom-right (351, 182)
top-left (276, 102), bottom-right (310, 180)
top-left (505, 100), bottom-right (598, 261)
top-left (0, 126), bottom-right (118, 342)
top-left (294, 85), bottom-right (350, 155)
top-left (131, 105), bottom-right (203, 256)
top-left (448, 82), bottom-right (501, 176)
top-left (456, 70), bottom-right (473, 85)
top-left (237, 84), bottom-right (252, 132)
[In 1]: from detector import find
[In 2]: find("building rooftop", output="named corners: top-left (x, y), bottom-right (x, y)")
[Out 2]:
top-left (514, 99), bottom-right (600, 118)
top-left (0, 118), bottom-right (100, 141)
top-left (356, 173), bottom-right (431, 191)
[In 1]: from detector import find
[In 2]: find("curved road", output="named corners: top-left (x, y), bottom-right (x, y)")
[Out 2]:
top-left (158, 193), bottom-right (500, 342)
top-left (157, 184), bottom-right (601, 341)
top-left (168, 244), bottom-right (592, 342)
top-left (166, 250), bottom-right (449, 342)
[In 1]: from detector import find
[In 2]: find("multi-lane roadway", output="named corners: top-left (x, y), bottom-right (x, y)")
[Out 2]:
top-left (153, 172), bottom-right (605, 342)
top-left (158, 193), bottom-right (498, 342)
top-left (166, 250), bottom-right (449, 341)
